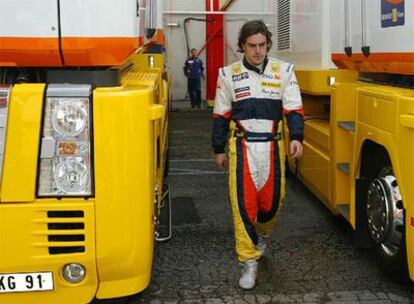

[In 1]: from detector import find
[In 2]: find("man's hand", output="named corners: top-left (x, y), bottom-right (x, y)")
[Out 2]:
top-left (214, 153), bottom-right (228, 170)
top-left (290, 140), bottom-right (303, 159)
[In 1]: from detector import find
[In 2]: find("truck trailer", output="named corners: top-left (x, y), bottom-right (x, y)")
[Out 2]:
top-left (277, 0), bottom-right (413, 282)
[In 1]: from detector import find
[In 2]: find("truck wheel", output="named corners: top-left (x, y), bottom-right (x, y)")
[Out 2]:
top-left (366, 166), bottom-right (410, 282)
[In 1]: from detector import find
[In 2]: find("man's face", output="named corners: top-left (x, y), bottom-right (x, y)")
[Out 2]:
top-left (242, 33), bottom-right (268, 66)
top-left (191, 49), bottom-right (197, 57)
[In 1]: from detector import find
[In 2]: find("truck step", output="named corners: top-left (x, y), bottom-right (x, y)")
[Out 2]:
top-left (156, 184), bottom-right (172, 242)
top-left (336, 204), bottom-right (350, 220)
top-left (338, 121), bottom-right (355, 133)
top-left (337, 163), bottom-right (350, 175)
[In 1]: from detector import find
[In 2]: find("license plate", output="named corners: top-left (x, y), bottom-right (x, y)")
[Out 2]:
top-left (0, 272), bottom-right (54, 293)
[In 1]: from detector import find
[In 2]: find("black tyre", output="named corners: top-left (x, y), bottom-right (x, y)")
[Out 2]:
top-left (366, 166), bottom-right (410, 282)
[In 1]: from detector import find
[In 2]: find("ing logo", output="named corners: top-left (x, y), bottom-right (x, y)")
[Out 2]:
top-left (232, 64), bottom-right (242, 75)
top-left (270, 63), bottom-right (281, 74)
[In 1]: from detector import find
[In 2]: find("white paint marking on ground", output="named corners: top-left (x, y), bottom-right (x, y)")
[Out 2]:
top-left (170, 168), bottom-right (227, 176)
top-left (168, 146), bottom-right (187, 149)
top-left (169, 172), bottom-right (227, 176)
top-left (171, 130), bottom-right (188, 134)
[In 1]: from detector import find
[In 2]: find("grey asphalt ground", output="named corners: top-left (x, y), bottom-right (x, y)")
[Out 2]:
top-left (112, 101), bottom-right (414, 304)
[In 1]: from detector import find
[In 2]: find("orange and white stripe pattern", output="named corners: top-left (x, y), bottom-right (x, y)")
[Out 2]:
top-left (0, 0), bottom-right (141, 67)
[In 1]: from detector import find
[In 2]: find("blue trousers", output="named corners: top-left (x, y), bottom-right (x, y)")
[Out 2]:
top-left (188, 78), bottom-right (201, 108)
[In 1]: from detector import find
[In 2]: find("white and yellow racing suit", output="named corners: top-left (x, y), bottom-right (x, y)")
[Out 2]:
top-left (212, 56), bottom-right (304, 262)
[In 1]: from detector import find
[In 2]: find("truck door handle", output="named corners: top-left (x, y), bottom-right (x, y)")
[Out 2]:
top-left (400, 114), bottom-right (414, 129)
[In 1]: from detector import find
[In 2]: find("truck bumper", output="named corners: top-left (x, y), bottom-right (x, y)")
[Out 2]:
top-left (0, 201), bottom-right (98, 304)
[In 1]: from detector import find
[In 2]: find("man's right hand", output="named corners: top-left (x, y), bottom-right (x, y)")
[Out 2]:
top-left (214, 153), bottom-right (228, 170)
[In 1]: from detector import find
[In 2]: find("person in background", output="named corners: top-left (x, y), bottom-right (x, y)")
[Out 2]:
top-left (212, 20), bottom-right (304, 290)
top-left (183, 48), bottom-right (205, 108)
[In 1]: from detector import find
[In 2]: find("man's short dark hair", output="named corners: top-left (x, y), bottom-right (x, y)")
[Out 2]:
top-left (191, 48), bottom-right (197, 52)
top-left (237, 20), bottom-right (272, 53)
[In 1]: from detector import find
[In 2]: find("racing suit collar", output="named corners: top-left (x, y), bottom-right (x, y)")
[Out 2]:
top-left (242, 56), bottom-right (269, 75)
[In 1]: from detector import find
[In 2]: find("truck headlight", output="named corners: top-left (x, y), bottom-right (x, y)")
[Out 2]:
top-left (52, 99), bottom-right (87, 137)
top-left (54, 157), bottom-right (89, 193)
top-left (38, 85), bottom-right (93, 197)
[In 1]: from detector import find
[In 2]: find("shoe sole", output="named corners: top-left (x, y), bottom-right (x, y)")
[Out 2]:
top-left (239, 283), bottom-right (256, 290)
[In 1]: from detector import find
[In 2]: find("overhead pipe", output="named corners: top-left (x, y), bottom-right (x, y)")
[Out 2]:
top-left (183, 17), bottom-right (213, 57)
top-left (179, 0), bottom-right (239, 104)
top-left (221, 0), bottom-right (236, 12)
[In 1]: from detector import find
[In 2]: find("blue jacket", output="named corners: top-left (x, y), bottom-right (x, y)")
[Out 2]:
top-left (184, 57), bottom-right (204, 80)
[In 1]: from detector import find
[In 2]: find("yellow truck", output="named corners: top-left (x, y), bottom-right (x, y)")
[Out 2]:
top-left (278, 0), bottom-right (413, 282)
top-left (0, 0), bottom-right (170, 303)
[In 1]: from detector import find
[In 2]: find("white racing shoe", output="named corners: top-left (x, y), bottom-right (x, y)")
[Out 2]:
top-left (239, 259), bottom-right (258, 290)
top-left (256, 233), bottom-right (269, 255)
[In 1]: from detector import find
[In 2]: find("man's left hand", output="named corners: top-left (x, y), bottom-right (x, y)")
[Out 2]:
top-left (290, 140), bottom-right (303, 159)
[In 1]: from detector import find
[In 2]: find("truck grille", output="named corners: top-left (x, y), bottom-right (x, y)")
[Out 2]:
top-left (47, 210), bottom-right (86, 255)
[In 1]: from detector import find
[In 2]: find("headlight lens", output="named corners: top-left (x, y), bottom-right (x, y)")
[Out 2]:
top-left (38, 86), bottom-right (92, 197)
top-left (52, 100), bottom-right (87, 137)
top-left (54, 157), bottom-right (89, 193)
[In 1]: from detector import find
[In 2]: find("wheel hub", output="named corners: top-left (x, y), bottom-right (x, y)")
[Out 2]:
top-left (367, 175), bottom-right (404, 257)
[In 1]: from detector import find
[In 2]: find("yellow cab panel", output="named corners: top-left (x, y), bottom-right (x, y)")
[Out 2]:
top-left (0, 54), bottom-right (167, 302)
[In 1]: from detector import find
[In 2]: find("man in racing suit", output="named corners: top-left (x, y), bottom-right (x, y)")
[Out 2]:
top-left (212, 20), bottom-right (304, 290)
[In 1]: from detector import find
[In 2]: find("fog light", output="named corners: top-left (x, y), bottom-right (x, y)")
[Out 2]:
top-left (62, 263), bottom-right (86, 283)
top-left (54, 158), bottom-right (89, 193)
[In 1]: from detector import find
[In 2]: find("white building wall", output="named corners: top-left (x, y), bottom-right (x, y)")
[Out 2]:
top-left (163, 0), bottom-right (276, 101)
top-left (222, 0), bottom-right (276, 64)
top-left (163, 0), bottom-right (207, 101)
